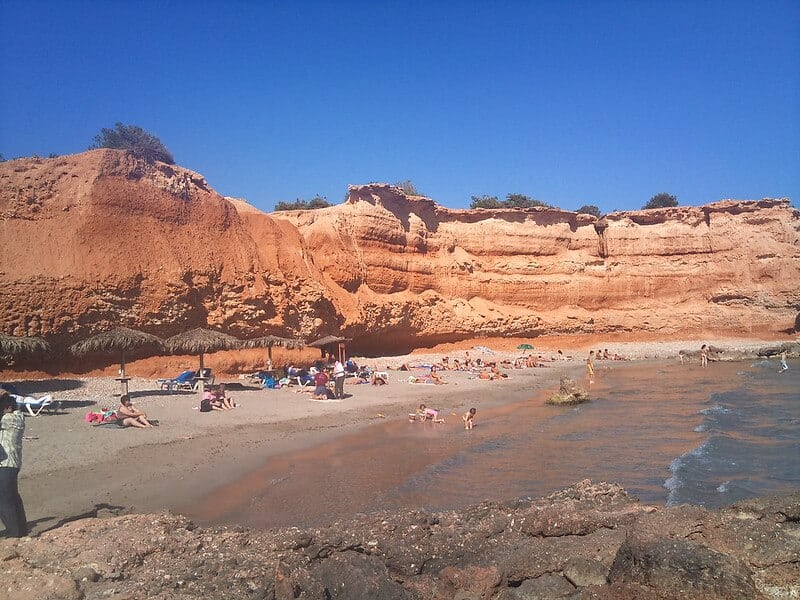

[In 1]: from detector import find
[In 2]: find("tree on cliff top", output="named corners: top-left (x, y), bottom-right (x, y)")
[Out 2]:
top-left (576, 204), bottom-right (602, 217)
top-left (643, 193), bottom-right (678, 210)
top-left (90, 123), bottom-right (175, 165)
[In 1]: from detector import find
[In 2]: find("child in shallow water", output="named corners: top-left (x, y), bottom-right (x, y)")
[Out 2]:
top-left (463, 407), bottom-right (476, 430)
top-left (410, 404), bottom-right (445, 423)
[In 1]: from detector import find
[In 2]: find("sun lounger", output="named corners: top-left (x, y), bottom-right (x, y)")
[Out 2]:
top-left (157, 370), bottom-right (196, 391)
top-left (12, 394), bottom-right (59, 416)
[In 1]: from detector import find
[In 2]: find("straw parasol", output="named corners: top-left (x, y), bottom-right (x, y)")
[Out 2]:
top-left (0, 334), bottom-right (51, 363)
top-left (244, 335), bottom-right (305, 367)
top-left (308, 335), bottom-right (350, 362)
top-left (164, 328), bottom-right (242, 393)
top-left (70, 327), bottom-right (164, 396)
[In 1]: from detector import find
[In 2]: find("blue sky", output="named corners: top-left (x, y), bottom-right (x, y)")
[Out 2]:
top-left (1, 1), bottom-right (798, 213)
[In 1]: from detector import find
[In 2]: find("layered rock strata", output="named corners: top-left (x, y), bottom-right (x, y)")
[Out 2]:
top-left (1, 151), bottom-right (797, 360)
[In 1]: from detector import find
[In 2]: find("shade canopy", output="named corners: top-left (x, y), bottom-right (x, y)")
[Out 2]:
top-left (244, 335), bottom-right (305, 351)
top-left (70, 327), bottom-right (165, 396)
top-left (308, 335), bottom-right (350, 362)
top-left (308, 335), bottom-right (350, 348)
top-left (164, 329), bottom-right (242, 394)
top-left (0, 334), bottom-right (51, 358)
top-left (164, 328), bottom-right (242, 355)
top-left (244, 335), bottom-right (305, 368)
top-left (70, 327), bottom-right (164, 357)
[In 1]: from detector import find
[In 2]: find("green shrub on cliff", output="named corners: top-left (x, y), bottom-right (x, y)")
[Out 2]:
top-left (394, 180), bottom-right (421, 195)
top-left (470, 193), bottom-right (553, 209)
top-left (274, 196), bottom-right (331, 211)
top-left (577, 204), bottom-right (602, 217)
top-left (90, 123), bottom-right (175, 165)
top-left (643, 192), bottom-right (678, 209)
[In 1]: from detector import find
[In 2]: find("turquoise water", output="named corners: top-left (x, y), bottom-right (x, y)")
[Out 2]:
top-left (188, 359), bottom-right (799, 530)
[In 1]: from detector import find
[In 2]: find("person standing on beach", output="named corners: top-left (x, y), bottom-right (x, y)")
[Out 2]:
top-left (333, 359), bottom-right (346, 399)
top-left (0, 391), bottom-right (28, 537)
top-left (700, 344), bottom-right (709, 367)
top-left (586, 350), bottom-right (595, 383)
top-left (779, 350), bottom-right (789, 372)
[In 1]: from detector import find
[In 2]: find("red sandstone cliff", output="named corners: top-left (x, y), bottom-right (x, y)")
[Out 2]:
top-left (1, 151), bottom-right (798, 357)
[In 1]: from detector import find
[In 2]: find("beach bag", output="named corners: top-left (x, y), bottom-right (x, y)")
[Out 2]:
top-left (263, 376), bottom-right (276, 389)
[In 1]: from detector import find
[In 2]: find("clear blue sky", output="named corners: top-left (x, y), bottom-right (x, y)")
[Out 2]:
top-left (1, 1), bottom-right (798, 213)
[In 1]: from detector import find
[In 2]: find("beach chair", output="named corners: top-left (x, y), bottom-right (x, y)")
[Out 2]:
top-left (12, 394), bottom-right (59, 416)
top-left (157, 370), bottom-right (196, 391)
top-left (191, 368), bottom-right (214, 391)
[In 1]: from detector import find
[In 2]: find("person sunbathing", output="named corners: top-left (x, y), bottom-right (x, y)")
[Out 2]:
top-left (116, 395), bottom-right (155, 427)
top-left (312, 370), bottom-right (331, 399)
top-left (200, 390), bottom-right (228, 412)
top-left (213, 384), bottom-right (237, 409)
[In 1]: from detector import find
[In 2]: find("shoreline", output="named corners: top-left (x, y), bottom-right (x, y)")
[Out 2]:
top-left (9, 336), bottom-right (796, 536)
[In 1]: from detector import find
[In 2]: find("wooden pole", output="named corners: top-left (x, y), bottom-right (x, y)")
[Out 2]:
top-left (119, 350), bottom-right (129, 397)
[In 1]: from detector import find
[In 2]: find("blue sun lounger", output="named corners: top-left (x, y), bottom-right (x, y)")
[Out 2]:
top-left (157, 370), bottom-right (196, 391)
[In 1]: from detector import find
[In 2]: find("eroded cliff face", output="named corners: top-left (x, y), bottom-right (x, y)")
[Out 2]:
top-left (0, 150), bottom-right (336, 350)
top-left (276, 184), bottom-right (800, 352)
top-left (1, 151), bottom-right (797, 357)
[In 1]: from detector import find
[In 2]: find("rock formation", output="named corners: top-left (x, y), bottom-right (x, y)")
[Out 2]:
top-left (1, 151), bottom-right (798, 361)
top-left (546, 377), bottom-right (590, 405)
top-left (2, 481), bottom-right (797, 599)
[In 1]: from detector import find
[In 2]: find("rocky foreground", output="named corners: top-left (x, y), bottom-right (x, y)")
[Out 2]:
top-left (3, 481), bottom-right (798, 600)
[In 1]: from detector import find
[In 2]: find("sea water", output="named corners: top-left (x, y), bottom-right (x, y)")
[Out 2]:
top-left (187, 358), bottom-right (799, 530)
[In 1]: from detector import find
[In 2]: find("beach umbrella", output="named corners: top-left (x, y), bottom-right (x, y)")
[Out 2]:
top-left (308, 335), bottom-right (351, 362)
top-left (244, 335), bottom-right (305, 367)
top-left (70, 327), bottom-right (164, 396)
top-left (0, 334), bottom-right (51, 366)
top-left (164, 328), bottom-right (242, 393)
top-left (517, 343), bottom-right (535, 354)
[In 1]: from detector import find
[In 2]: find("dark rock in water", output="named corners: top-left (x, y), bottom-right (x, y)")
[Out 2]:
top-left (2, 481), bottom-right (798, 599)
top-left (546, 377), bottom-right (590, 405)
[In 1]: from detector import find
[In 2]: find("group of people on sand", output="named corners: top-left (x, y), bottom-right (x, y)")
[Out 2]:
top-left (200, 384), bottom-right (238, 412)
top-left (409, 403), bottom-right (477, 429)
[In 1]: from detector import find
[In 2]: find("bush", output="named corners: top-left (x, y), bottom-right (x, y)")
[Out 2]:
top-left (470, 195), bottom-right (502, 209)
top-left (90, 123), bottom-right (174, 164)
top-left (576, 204), bottom-right (602, 217)
top-left (395, 180), bottom-right (420, 195)
top-left (643, 193), bottom-right (678, 210)
top-left (505, 193), bottom-right (551, 209)
top-left (470, 193), bottom-right (553, 209)
top-left (274, 196), bottom-right (331, 211)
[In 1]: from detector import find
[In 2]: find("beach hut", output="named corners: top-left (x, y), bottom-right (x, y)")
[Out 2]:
top-left (308, 335), bottom-right (350, 363)
top-left (70, 327), bottom-right (164, 397)
top-left (164, 328), bottom-right (242, 394)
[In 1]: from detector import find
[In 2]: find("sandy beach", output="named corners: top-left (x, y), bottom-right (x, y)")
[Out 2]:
top-left (3, 335), bottom-right (794, 536)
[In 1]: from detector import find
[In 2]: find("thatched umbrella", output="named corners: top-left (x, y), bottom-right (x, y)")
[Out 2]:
top-left (308, 335), bottom-right (351, 363)
top-left (0, 334), bottom-right (51, 365)
top-left (244, 335), bottom-right (305, 369)
top-left (70, 327), bottom-right (164, 396)
top-left (164, 328), bottom-right (242, 393)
